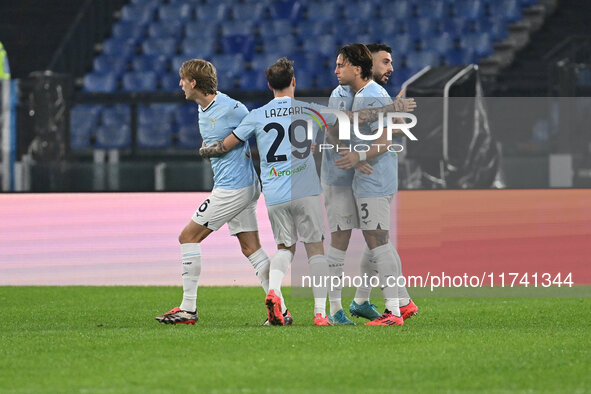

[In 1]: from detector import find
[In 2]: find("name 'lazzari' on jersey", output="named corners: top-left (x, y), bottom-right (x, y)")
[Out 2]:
top-left (233, 97), bottom-right (335, 206)
top-left (198, 92), bottom-right (257, 190)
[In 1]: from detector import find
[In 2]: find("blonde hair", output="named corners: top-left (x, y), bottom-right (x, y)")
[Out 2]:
top-left (179, 59), bottom-right (217, 95)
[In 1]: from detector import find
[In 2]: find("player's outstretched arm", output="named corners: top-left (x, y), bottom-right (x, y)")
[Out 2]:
top-left (199, 133), bottom-right (242, 159)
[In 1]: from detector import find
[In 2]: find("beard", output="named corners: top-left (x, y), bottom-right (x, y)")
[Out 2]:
top-left (374, 72), bottom-right (390, 86)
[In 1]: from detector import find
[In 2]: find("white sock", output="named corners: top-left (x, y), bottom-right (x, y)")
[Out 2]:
top-left (392, 245), bottom-right (411, 306)
top-left (308, 254), bottom-right (329, 316)
top-left (327, 246), bottom-right (346, 315)
top-left (269, 249), bottom-right (292, 313)
top-left (248, 248), bottom-right (270, 294)
top-left (372, 243), bottom-right (400, 317)
top-left (179, 243), bottom-right (201, 312)
top-left (353, 245), bottom-right (375, 305)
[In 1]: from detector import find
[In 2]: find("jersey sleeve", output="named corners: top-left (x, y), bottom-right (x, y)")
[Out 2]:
top-left (232, 110), bottom-right (257, 142)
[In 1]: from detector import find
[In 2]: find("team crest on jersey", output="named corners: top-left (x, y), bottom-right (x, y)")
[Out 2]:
top-left (339, 100), bottom-right (346, 110)
top-left (209, 118), bottom-right (218, 128)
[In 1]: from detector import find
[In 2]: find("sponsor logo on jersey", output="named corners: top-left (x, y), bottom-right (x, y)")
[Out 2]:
top-left (268, 164), bottom-right (307, 178)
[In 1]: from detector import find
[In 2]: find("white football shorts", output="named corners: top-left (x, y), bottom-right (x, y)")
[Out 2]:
top-left (191, 181), bottom-right (260, 235)
top-left (267, 194), bottom-right (325, 247)
top-left (322, 182), bottom-right (360, 233)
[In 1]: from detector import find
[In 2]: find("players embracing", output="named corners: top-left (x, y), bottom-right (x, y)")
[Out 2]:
top-left (324, 43), bottom-right (418, 326)
top-left (200, 58), bottom-right (337, 326)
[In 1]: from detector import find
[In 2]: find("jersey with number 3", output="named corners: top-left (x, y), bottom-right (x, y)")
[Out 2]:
top-left (233, 97), bottom-right (327, 206)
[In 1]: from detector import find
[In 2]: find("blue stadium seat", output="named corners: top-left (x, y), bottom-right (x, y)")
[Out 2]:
top-left (455, 0), bottom-right (485, 19)
top-left (211, 54), bottom-right (245, 74)
top-left (148, 21), bottom-right (184, 39)
top-left (185, 22), bottom-right (219, 39)
top-left (171, 56), bottom-right (189, 74)
top-left (121, 71), bottom-right (158, 92)
top-left (231, 3), bottom-right (266, 21)
top-left (269, 1), bottom-right (302, 20)
top-left (444, 47), bottom-right (475, 65)
top-left (490, 0), bottom-right (523, 23)
top-left (160, 73), bottom-right (180, 91)
top-left (93, 55), bottom-right (128, 76)
top-left (391, 33), bottom-right (412, 54)
top-left (195, 4), bottom-right (227, 22)
top-left (305, 3), bottom-right (339, 21)
top-left (333, 21), bottom-right (369, 40)
top-left (221, 22), bottom-right (254, 37)
top-left (138, 123), bottom-right (173, 148)
top-left (392, 0), bottom-right (411, 19)
top-left (415, 0), bottom-right (449, 19)
top-left (180, 39), bottom-right (216, 57)
top-left (121, 3), bottom-right (156, 24)
top-left (70, 105), bottom-right (101, 150)
top-left (221, 35), bottom-right (255, 59)
top-left (217, 71), bottom-right (237, 91)
top-left (290, 50), bottom-right (326, 73)
top-left (444, 18), bottom-right (468, 36)
top-left (112, 21), bottom-right (146, 41)
top-left (297, 20), bottom-right (333, 37)
top-left (174, 104), bottom-right (197, 127)
top-left (407, 17), bottom-right (436, 38)
top-left (142, 37), bottom-right (178, 56)
top-left (392, 65), bottom-right (414, 90)
top-left (302, 35), bottom-right (337, 57)
top-left (368, 19), bottom-right (397, 40)
top-left (482, 17), bottom-right (509, 42)
top-left (101, 105), bottom-right (130, 127)
top-left (238, 70), bottom-right (268, 90)
top-left (103, 37), bottom-right (137, 59)
top-left (138, 104), bottom-right (175, 125)
top-left (131, 54), bottom-right (169, 75)
top-left (177, 125), bottom-right (202, 149)
top-left (158, 4), bottom-right (193, 21)
top-left (314, 69), bottom-right (335, 89)
top-left (83, 73), bottom-right (118, 93)
top-left (405, 50), bottom-right (440, 72)
top-left (294, 69), bottom-right (314, 89)
top-left (262, 35), bottom-right (297, 55)
top-left (259, 20), bottom-right (294, 38)
top-left (342, 2), bottom-right (376, 20)
top-left (95, 124), bottom-right (131, 149)
top-left (465, 32), bottom-right (493, 58)
top-left (251, 53), bottom-right (282, 71)
top-left (426, 33), bottom-right (453, 55)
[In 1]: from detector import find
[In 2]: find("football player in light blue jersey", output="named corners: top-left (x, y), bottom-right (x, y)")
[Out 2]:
top-left (200, 58), bottom-right (339, 326)
top-left (325, 44), bottom-right (408, 326)
top-left (156, 59), bottom-right (271, 325)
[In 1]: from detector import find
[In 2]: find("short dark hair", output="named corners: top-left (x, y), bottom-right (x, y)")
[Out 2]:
top-left (265, 57), bottom-right (294, 90)
top-left (338, 43), bottom-right (373, 80)
top-left (366, 43), bottom-right (392, 54)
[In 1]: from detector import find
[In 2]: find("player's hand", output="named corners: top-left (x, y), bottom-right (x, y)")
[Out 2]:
top-left (199, 140), bottom-right (223, 159)
top-left (354, 161), bottom-right (373, 175)
top-left (393, 89), bottom-right (417, 113)
top-left (335, 151), bottom-right (361, 170)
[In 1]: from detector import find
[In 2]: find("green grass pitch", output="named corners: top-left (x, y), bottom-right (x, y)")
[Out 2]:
top-left (0, 286), bottom-right (589, 393)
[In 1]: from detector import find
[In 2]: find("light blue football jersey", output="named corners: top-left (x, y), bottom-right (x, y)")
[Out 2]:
top-left (351, 80), bottom-right (397, 198)
top-left (233, 97), bottom-right (330, 206)
top-left (320, 85), bottom-right (355, 187)
top-left (198, 92), bottom-right (257, 190)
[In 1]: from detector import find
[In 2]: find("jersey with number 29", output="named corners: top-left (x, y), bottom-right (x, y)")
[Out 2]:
top-left (233, 97), bottom-right (328, 206)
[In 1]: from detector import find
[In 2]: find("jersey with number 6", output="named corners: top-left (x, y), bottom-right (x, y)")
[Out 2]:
top-left (233, 97), bottom-right (333, 206)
